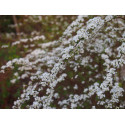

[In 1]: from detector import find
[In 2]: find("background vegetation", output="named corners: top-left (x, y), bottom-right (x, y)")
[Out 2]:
top-left (0, 15), bottom-right (76, 108)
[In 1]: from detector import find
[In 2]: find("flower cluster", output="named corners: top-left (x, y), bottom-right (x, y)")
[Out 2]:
top-left (0, 15), bottom-right (125, 109)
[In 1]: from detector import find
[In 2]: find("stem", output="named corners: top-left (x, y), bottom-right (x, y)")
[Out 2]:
top-left (12, 15), bottom-right (20, 39)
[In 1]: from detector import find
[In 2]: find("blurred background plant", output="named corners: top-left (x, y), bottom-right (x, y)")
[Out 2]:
top-left (0, 15), bottom-right (76, 108)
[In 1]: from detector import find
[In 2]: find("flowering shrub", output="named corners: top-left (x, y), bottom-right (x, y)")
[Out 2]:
top-left (0, 15), bottom-right (125, 109)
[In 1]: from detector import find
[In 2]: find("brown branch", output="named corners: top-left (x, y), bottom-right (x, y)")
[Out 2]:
top-left (12, 15), bottom-right (20, 39)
